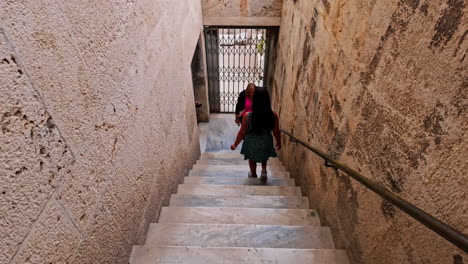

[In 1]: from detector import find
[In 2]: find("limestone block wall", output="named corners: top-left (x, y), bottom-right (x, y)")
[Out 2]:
top-left (0, 1), bottom-right (203, 263)
top-left (272, 0), bottom-right (466, 263)
top-left (202, 0), bottom-right (283, 17)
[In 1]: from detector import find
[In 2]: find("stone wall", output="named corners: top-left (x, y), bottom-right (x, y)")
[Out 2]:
top-left (0, 1), bottom-right (203, 263)
top-left (272, 0), bottom-right (466, 263)
top-left (202, 0), bottom-right (283, 17)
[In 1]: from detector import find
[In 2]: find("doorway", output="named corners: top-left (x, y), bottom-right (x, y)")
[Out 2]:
top-left (204, 26), bottom-right (278, 113)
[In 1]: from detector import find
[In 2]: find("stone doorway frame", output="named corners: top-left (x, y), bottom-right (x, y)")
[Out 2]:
top-left (191, 32), bottom-right (210, 123)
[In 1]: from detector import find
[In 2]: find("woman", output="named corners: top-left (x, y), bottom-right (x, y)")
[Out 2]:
top-left (235, 83), bottom-right (256, 126)
top-left (230, 87), bottom-right (281, 182)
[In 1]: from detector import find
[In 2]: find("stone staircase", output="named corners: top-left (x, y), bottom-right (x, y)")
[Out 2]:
top-left (130, 152), bottom-right (349, 264)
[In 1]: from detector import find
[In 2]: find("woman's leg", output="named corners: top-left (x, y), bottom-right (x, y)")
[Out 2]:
top-left (248, 160), bottom-right (257, 177)
top-left (260, 161), bottom-right (268, 181)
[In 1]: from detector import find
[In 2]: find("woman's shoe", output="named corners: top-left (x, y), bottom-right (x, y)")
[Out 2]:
top-left (248, 171), bottom-right (257, 178)
top-left (260, 170), bottom-right (268, 182)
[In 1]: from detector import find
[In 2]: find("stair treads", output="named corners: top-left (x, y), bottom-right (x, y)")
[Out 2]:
top-left (192, 164), bottom-right (287, 171)
top-left (201, 153), bottom-right (282, 160)
top-left (169, 194), bottom-right (309, 209)
top-left (200, 154), bottom-right (280, 160)
top-left (145, 223), bottom-right (335, 249)
top-left (200, 156), bottom-right (281, 163)
top-left (188, 170), bottom-right (290, 179)
top-left (177, 184), bottom-right (301, 196)
top-left (196, 159), bottom-right (282, 165)
top-left (159, 207), bottom-right (321, 226)
top-left (184, 176), bottom-right (295, 186)
top-left (201, 152), bottom-right (252, 158)
top-left (130, 246), bottom-right (350, 264)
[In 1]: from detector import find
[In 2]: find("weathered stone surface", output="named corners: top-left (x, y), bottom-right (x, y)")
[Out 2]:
top-left (158, 206), bottom-right (320, 225)
top-left (1, 0), bottom-right (203, 263)
top-left (170, 194), bottom-right (310, 209)
top-left (197, 158), bottom-right (282, 165)
top-left (188, 169), bottom-right (290, 178)
top-left (192, 164), bottom-right (286, 171)
top-left (131, 247), bottom-right (350, 264)
top-left (145, 223), bottom-right (335, 249)
top-left (272, 0), bottom-right (467, 263)
top-left (0, 30), bottom-right (75, 264)
top-left (184, 176), bottom-right (294, 186)
top-left (10, 200), bottom-right (81, 264)
top-left (204, 16), bottom-right (282, 26)
top-left (177, 183), bottom-right (302, 196)
top-left (202, 0), bottom-right (283, 17)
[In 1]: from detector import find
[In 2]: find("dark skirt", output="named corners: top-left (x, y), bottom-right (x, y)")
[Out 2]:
top-left (240, 132), bottom-right (277, 163)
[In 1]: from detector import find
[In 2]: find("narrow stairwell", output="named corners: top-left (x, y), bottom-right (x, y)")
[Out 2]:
top-left (130, 152), bottom-right (349, 263)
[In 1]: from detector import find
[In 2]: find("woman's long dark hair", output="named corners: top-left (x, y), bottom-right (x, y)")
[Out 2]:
top-left (251, 87), bottom-right (275, 135)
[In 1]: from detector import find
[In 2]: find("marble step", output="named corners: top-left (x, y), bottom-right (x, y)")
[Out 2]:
top-left (202, 152), bottom-right (251, 158)
top-left (197, 159), bottom-right (282, 165)
top-left (145, 223), bottom-right (335, 249)
top-left (184, 176), bottom-right (295, 186)
top-left (169, 194), bottom-right (310, 209)
top-left (202, 152), bottom-right (282, 159)
top-left (177, 184), bottom-right (301, 196)
top-left (158, 207), bottom-right (320, 226)
top-left (130, 246), bottom-right (350, 264)
top-left (192, 164), bottom-right (287, 171)
top-left (200, 154), bottom-right (281, 162)
top-left (188, 169), bottom-right (290, 179)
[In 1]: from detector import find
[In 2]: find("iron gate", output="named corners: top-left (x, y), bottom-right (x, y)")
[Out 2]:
top-left (204, 26), bottom-right (275, 113)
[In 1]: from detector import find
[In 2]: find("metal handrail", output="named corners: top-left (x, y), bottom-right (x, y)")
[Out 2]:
top-left (280, 129), bottom-right (468, 253)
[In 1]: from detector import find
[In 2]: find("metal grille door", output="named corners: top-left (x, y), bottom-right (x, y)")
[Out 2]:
top-left (204, 26), bottom-right (273, 113)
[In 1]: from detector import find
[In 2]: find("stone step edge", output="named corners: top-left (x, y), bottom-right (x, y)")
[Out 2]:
top-left (169, 194), bottom-right (310, 200)
top-left (201, 153), bottom-right (281, 157)
top-left (158, 206), bottom-right (321, 225)
top-left (177, 184), bottom-right (302, 196)
top-left (130, 246), bottom-right (349, 263)
top-left (130, 246), bottom-right (349, 257)
top-left (132, 246), bottom-right (346, 251)
top-left (198, 159), bottom-right (283, 162)
top-left (148, 222), bottom-right (328, 226)
top-left (190, 167), bottom-right (288, 172)
top-left (183, 176), bottom-right (296, 185)
top-left (191, 167), bottom-right (287, 171)
top-left (160, 206), bottom-right (319, 213)
top-left (174, 193), bottom-right (303, 198)
top-left (145, 223), bottom-right (335, 249)
top-left (188, 171), bottom-right (291, 177)
top-left (198, 158), bottom-right (282, 162)
top-left (178, 183), bottom-right (301, 189)
top-left (196, 161), bottom-right (284, 166)
top-left (193, 162), bottom-right (286, 170)
top-left (169, 194), bottom-right (310, 209)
